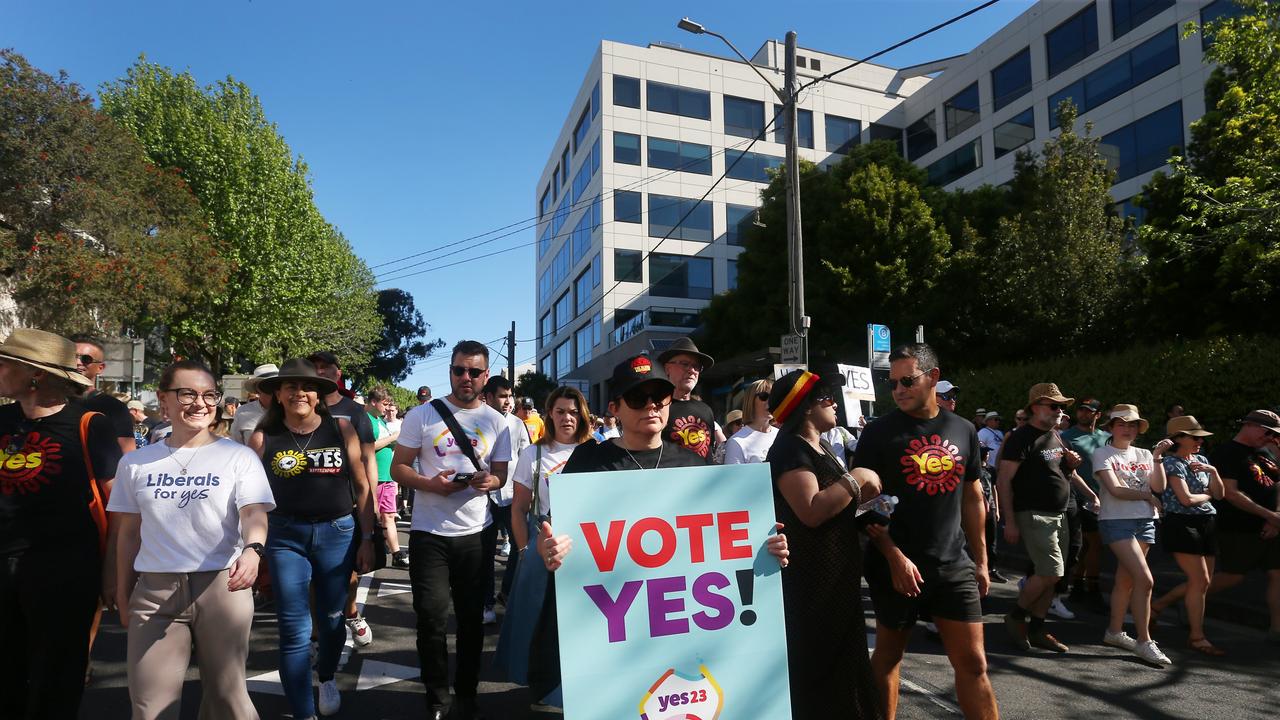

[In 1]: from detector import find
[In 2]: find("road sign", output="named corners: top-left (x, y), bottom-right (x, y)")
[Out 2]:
top-left (99, 339), bottom-right (145, 383)
top-left (867, 324), bottom-right (891, 370)
top-left (780, 333), bottom-right (803, 364)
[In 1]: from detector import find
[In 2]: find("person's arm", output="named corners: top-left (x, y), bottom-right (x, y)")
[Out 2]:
top-left (997, 459), bottom-right (1020, 544)
top-left (1095, 468), bottom-right (1152, 501)
top-left (1201, 462), bottom-right (1226, 501)
top-left (776, 465), bottom-right (865, 529)
top-left (390, 444), bottom-right (466, 495)
top-left (1148, 442), bottom-right (1171, 494)
top-left (340, 420), bottom-right (375, 573)
top-left (114, 512), bottom-right (142, 627)
top-left (373, 430), bottom-right (399, 451)
top-left (116, 436), bottom-right (137, 455)
top-left (1220, 475), bottom-right (1280, 525)
top-left (248, 430), bottom-right (265, 458)
top-left (1069, 470), bottom-right (1100, 507)
top-left (361, 441), bottom-right (378, 499)
top-left (961, 478), bottom-right (989, 597)
top-left (1167, 460), bottom-right (1213, 506)
top-left (470, 461), bottom-right (508, 492)
top-left (227, 503), bottom-right (269, 591)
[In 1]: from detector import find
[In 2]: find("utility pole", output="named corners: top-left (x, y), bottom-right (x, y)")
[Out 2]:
top-left (783, 31), bottom-right (809, 366)
top-left (507, 321), bottom-right (516, 382)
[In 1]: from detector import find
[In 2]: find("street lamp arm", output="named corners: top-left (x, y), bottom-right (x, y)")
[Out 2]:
top-left (677, 18), bottom-right (785, 101)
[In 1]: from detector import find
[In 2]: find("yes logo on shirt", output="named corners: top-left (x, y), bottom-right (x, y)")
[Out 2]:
top-left (899, 434), bottom-right (965, 496)
top-left (432, 427), bottom-right (489, 459)
top-left (0, 433), bottom-right (61, 495)
top-left (669, 416), bottom-right (711, 458)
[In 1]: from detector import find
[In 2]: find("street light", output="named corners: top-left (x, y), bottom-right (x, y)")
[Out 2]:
top-left (678, 18), bottom-right (809, 365)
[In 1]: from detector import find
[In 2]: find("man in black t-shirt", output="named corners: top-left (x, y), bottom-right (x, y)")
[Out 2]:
top-left (854, 343), bottom-right (998, 720)
top-left (1209, 410), bottom-right (1280, 639)
top-left (658, 337), bottom-right (723, 461)
top-left (71, 334), bottom-right (136, 454)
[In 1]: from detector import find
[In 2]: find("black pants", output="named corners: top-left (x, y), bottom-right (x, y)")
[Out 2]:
top-left (409, 530), bottom-right (485, 710)
top-left (0, 545), bottom-right (100, 720)
top-left (528, 574), bottom-right (561, 702)
top-left (985, 506), bottom-right (1000, 568)
top-left (482, 505), bottom-right (518, 606)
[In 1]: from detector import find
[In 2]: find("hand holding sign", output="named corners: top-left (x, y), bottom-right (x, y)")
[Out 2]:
top-left (541, 520), bottom-right (572, 572)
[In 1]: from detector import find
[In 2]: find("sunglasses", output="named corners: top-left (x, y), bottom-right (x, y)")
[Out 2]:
top-left (620, 388), bottom-right (673, 410)
top-left (755, 391), bottom-right (771, 401)
top-left (1037, 402), bottom-right (1066, 412)
top-left (77, 354), bottom-right (103, 366)
top-left (938, 392), bottom-right (957, 401)
top-left (165, 388), bottom-right (223, 406)
top-left (666, 359), bottom-right (703, 373)
top-left (815, 394), bottom-right (836, 407)
top-left (5, 419), bottom-right (34, 455)
top-left (450, 365), bottom-right (485, 379)
top-left (885, 371), bottom-right (928, 390)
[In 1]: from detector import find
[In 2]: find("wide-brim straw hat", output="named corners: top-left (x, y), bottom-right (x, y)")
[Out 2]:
top-left (1105, 404), bottom-right (1149, 434)
top-left (1027, 382), bottom-right (1073, 406)
top-left (1166, 415), bottom-right (1212, 438)
top-left (257, 358), bottom-right (338, 396)
top-left (0, 329), bottom-right (93, 387)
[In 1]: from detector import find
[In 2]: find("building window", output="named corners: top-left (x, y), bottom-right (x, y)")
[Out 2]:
top-left (540, 354), bottom-right (553, 378)
top-left (1048, 25), bottom-right (1178, 129)
top-left (926, 138), bottom-right (982, 186)
top-left (551, 194), bottom-right (570, 239)
top-left (572, 139), bottom-right (601, 203)
top-left (613, 132), bottom-right (641, 165)
top-left (575, 325), bottom-right (594, 367)
top-left (647, 137), bottom-right (711, 174)
top-left (561, 145), bottom-right (570, 187)
top-left (1201, 0), bottom-right (1247, 49)
top-left (725, 204), bottom-right (756, 246)
top-left (993, 107), bottom-right (1035, 159)
top-left (869, 123), bottom-right (905, 157)
top-left (650, 253), bottom-right (714, 300)
top-left (539, 312), bottom-right (552, 349)
top-left (825, 114), bottom-right (861, 154)
top-left (614, 249), bottom-right (643, 282)
top-left (572, 212), bottom-right (593, 264)
top-left (723, 95), bottom-right (766, 139)
top-left (615, 190), bottom-right (641, 223)
top-left (646, 80), bottom-right (711, 120)
top-left (1112, 0), bottom-right (1173, 40)
top-left (796, 56), bottom-right (807, 68)
top-left (648, 194), bottom-right (713, 242)
top-left (575, 268), bottom-right (593, 315)
top-left (774, 105), bottom-right (814, 148)
top-left (1099, 101), bottom-right (1182, 182)
top-left (538, 268), bottom-right (552, 304)
top-left (555, 341), bottom-right (571, 380)
top-left (1046, 3), bottom-right (1099, 78)
top-left (554, 291), bottom-right (572, 332)
top-left (539, 186), bottom-right (551, 218)
top-left (553, 240), bottom-right (571, 288)
top-left (727, 258), bottom-right (738, 291)
top-left (943, 82), bottom-right (980, 140)
top-left (810, 58), bottom-right (822, 71)
top-left (572, 105), bottom-right (592, 154)
top-left (614, 75), bottom-right (641, 109)
top-left (538, 224), bottom-right (551, 259)
top-left (591, 82), bottom-right (600, 120)
top-left (905, 111), bottom-right (938, 161)
top-left (725, 149), bottom-right (784, 183)
top-left (991, 47), bottom-right (1032, 112)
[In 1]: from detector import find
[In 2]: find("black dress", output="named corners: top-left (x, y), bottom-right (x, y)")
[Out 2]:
top-left (768, 433), bottom-right (883, 720)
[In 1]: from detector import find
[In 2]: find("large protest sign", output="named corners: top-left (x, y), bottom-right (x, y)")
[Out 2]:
top-left (552, 463), bottom-right (791, 719)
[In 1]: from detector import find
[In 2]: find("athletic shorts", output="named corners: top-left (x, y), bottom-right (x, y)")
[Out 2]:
top-left (1099, 517), bottom-right (1157, 545)
top-left (1217, 531), bottom-right (1280, 575)
top-left (864, 550), bottom-right (983, 629)
top-left (1015, 511), bottom-right (1068, 578)
top-left (376, 481), bottom-right (398, 514)
top-left (1160, 514), bottom-right (1217, 557)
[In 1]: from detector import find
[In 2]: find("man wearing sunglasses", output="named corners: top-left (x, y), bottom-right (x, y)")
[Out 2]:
top-left (1062, 398), bottom-right (1110, 613)
top-left (852, 343), bottom-right (998, 720)
top-left (657, 337), bottom-right (724, 461)
top-left (71, 334), bottom-right (136, 454)
top-left (391, 340), bottom-right (512, 720)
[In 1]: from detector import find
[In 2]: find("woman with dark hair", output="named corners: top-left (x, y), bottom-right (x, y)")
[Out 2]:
top-left (249, 358), bottom-right (375, 719)
top-left (510, 386), bottom-right (593, 554)
top-left (0, 329), bottom-right (121, 719)
top-left (110, 359), bottom-right (275, 718)
top-left (765, 369), bottom-right (883, 719)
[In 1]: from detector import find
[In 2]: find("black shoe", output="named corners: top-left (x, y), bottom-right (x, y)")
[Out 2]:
top-left (391, 550), bottom-right (410, 569)
top-left (988, 569), bottom-right (1008, 584)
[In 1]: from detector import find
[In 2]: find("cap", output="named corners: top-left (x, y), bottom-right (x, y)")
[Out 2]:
top-left (936, 380), bottom-right (958, 395)
top-left (609, 355), bottom-right (675, 400)
top-left (1241, 409), bottom-right (1280, 434)
top-left (1079, 399), bottom-right (1102, 412)
top-left (975, 407), bottom-right (987, 416)
top-left (724, 409), bottom-right (744, 426)
top-left (1028, 382), bottom-right (1073, 406)
top-left (520, 397), bottom-right (535, 409)
top-left (126, 399), bottom-right (145, 411)
top-left (985, 411), bottom-right (1001, 420)
top-left (306, 351), bottom-right (340, 368)
top-left (1166, 415), bottom-right (1212, 438)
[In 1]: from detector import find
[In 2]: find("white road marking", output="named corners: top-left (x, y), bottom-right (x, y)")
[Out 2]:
top-left (356, 659), bottom-right (420, 691)
top-left (376, 581), bottom-right (413, 599)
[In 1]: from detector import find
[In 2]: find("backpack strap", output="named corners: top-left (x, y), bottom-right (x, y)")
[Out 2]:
top-left (79, 412), bottom-right (110, 559)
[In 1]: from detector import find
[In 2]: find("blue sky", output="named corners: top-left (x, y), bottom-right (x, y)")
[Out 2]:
top-left (6, 0), bottom-right (1035, 393)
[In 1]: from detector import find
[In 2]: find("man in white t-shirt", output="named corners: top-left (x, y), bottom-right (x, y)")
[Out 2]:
top-left (229, 364), bottom-right (278, 445)
top-left (391, 341), bottom-right (512, 720)
top-left (480, 375), bottom-right (531, 622)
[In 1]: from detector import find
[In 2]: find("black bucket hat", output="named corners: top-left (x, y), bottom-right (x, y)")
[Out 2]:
top-left (258, 358), bottom-right (338, 396)
top-left (656, 337), bottom-right (715, 371)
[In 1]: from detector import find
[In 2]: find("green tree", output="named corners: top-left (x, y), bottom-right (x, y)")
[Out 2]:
top-left (0, 50), bottom-right (228, 336)
top-left (1137, 0), bottom-right (1280, 336)
top-left (98, 59), bottom-right (381, 372)
top-left (354, 288), bottom-right (444, 387)
top-left (514, 370), bottom-right (557, 411)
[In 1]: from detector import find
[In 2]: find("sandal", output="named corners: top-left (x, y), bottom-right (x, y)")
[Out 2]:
top-left (1188, 637), bottom-right (1226, 656)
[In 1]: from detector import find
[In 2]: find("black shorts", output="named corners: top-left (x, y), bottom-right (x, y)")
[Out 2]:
top-left (865, 549), bottom-right (983, 629)
top-left (1160, 514), bottom-right (1217, 557)
top-left (1217, 531), bottom-right (1280, 575)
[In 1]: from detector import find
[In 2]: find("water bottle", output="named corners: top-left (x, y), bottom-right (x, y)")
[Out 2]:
top-left (855, 495), bottom-right (899, 526)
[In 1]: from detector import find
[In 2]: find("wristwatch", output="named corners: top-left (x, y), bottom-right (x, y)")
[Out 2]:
top-left (244, 542), bottom-right (266, 558)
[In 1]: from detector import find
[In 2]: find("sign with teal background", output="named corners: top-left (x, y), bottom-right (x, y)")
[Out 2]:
top-left (552, 463), bottom-right (792, 719)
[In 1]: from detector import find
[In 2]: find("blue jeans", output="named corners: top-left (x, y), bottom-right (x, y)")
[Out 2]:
top-left (266, 513), bottom-right (357, 717)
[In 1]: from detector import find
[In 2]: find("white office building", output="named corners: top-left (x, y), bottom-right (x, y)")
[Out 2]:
top-left (533, 0), bottom-right (1242, 408)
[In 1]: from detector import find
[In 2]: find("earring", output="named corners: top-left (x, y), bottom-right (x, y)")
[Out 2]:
top-left (29, 377), bottom-right (39, 391)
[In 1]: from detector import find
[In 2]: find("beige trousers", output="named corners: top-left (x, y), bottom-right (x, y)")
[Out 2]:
top-left (127, 569), bottom-right (259, 720)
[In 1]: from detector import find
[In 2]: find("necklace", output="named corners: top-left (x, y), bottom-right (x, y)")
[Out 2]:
top-left (166, 439), bottom-right (208, 475)
top-left (621, 441), bottom-right (664, 471)
top-left (286, 420), bottom-right (319, 454)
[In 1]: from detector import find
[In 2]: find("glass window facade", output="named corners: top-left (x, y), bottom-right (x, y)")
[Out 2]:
top-left (552, 240), bottom-right (571, 288)
top-left (575, 268), bottom-right (593, 315)
top-left (926, 138), bottom-right (982, 186)
top-left (539, 186), bottom-right (551, 218)
top-left (725, 204), bottom-right (756, 246)
top-left (614, 190), bottom-right (641, 223)
top-left (647, 137), bottom-right (712, 174)
top-left (869, 123), bottom-right (905, 156)
top-left (648, 194), bottom-right (713, 242)
top-left (1099, 101), bottom-right (1182, 182)
top-left (551, 194), bottom-right (570, 239)
top-left (572, 138), bottom-right (602, 203)
top-left (991, 47), bottom-right (1032, 112)
top-left (1046, 3), bottom-right (1099, 78)
top-left (646, 80), bottom-right (711, 120)
top-left (539, 311), bottom-right (552, 349)
top-left (555, 341), bottom-right (571, 380)
top-left (825, 114), bottom-right (861, 154)
top-left (774, 105), bottom-right (814, 148)
top-left (1112, 0), bottom-right (1173, 39)
top-left (725, 149), bottom-right (784, 183)
top-left (554, 292), bottom-right (572, 332)
top-left (540, 354), bottom-right (553, 378)
top-left (572, 106), bottom-right (591, 153)
top-left (1049, 25), bottom-right (1178, 128)
top-left (650, 253), bottom-right (714, 300)
top-left (538, 268), bottom-right (552, 304)
top-left (944, 82), bottom-right (981, 140)
top-left (561, 146), bottom-right (570, 187)
top-left (571, 212), bottom-right (592, 264)
top-left (723, 95), bottom-right (766, 139)
top-left (727, 259), bottom-right (738, 291)
top-left (614, 249), bottom-right (643, 283)
top-left (905, 111), bottom-right (938, 161)
top-left (613, 132), bottom-right (641, 165)
top-left (993, 107), bottom-right (1035, 158)
top-left (575, 324), bottom-right (594, 367)
top-left (591, 82), bottom-right (600, 120)
top-left (538, 223), bottom-right (551, 258)
top-left (614, 75), bottom-right (641, 109)
top-left (1201, 1), bottom-right (1247, 48)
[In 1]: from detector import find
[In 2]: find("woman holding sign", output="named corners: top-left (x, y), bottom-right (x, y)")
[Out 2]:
top-left (532, 356), bottom-right (790, 705)
top-left (766, 369), bottom-right (884, 720)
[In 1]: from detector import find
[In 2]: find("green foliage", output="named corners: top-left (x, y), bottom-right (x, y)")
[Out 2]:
top-left (98, 58), bottom-right (381, 372)
top-left (950, 334), bottom-right (1277, 447)
top-left (356, 288), bottom-right (444, 387)
top-left (514, 370), bottom-right (557, 411)
top-left (0, 50), bottom-right (229, 336)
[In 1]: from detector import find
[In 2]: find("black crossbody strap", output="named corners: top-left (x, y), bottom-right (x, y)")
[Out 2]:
top-left (431, 399), bottom-right (483, 472)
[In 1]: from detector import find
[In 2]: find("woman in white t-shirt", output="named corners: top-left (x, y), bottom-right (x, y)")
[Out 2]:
top-left (724, 378), bottom-right (777, 465)
top-left (1092, 404), bottom-right (1172, 666)
top-left (511, 387), bottom-right (594, 551)
top-left (109, 360), bottom-right (276, 719)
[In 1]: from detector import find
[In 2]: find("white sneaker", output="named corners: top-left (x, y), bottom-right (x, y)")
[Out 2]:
top-left (1048, 596), bottom-right (1076, 620)
top-left (345, 615), bottom-right (373, 647)
top-left (483, 606), bottom-right (498, 624)
top-left (1103, 630), bottom-right (1138, 651)
top-left (318, 679), bottom-right (341, 715)
top-left (1133, 640), bottom-right (1172, 666)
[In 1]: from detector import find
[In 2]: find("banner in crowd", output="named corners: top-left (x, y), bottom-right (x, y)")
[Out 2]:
top-left (552, 463), bottom-right (792, 719)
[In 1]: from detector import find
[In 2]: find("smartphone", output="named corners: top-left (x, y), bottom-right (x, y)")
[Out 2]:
top-left (452, 472), bottom-right (475, 485)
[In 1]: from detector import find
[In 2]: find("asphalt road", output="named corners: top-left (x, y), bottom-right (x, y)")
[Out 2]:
top-left (79, 524), bottom-right (1280, 719)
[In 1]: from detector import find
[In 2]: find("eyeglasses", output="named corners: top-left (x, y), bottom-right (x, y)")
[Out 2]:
top-left (164, 388), bottom-right (223, 406)
top-left (77, 354), bottom-right (103, 366)
top-left (620, 388), bottom-right (673, 410)
top-left (450, 366), bottom-right (485, 379)
top-left (755, 391), bottom-right (771, 402)
top-left (665, 359), bottom-right (703, 373)
top-left (5, 419), bottom-right (33, 455)
top-left (1037, 402), bottom-right (1066, 412)
top-left (885, 371), bottom-right (928, 390)
top-left (938, 392), bottom-right (957, 401)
